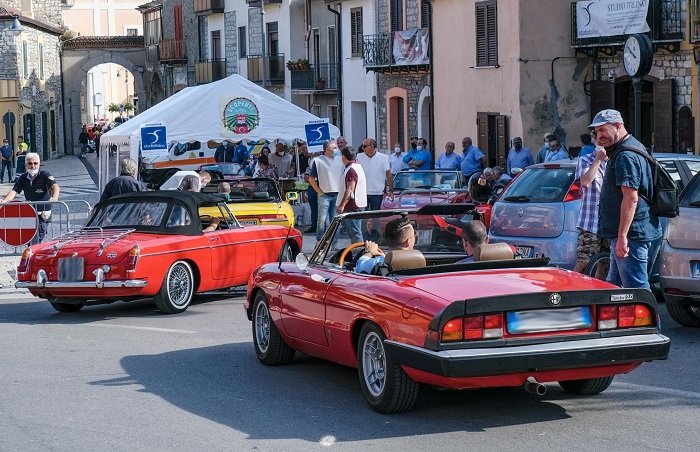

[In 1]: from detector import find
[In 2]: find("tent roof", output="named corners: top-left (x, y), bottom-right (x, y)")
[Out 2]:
top-left (101, 74), bottom-right (340, 146)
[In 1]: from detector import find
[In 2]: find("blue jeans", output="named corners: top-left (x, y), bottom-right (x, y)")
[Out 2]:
top-left (80, 143), bottom-right (88, 156)
top-left (316, 193), bottom-right (338, 240)
top-left (16, 155), bottom-right (25, 179)
top-left (363, 194), bottom-right (384, 241)
top-left (1, 159), bottom-right (12, 182)
top-left (344, 216), bottom-right (364, 244)
top-left (307, 186), bottom-right (318, 229)
top-left (606, 238), bottom-right (652, 290)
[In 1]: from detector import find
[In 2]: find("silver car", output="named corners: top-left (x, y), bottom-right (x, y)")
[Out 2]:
top-left (660, 171), bottom-right (700, 327)
top-left (489, 154), bottom-right (700, 270)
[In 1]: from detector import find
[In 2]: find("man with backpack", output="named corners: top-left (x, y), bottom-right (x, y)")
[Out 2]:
top-left (591, 109), bottom-right (662, 290)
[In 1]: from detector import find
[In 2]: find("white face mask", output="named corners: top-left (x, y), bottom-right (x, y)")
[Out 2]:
top-left (416, 146), bottom-right (423, 151)
top-left (27, 168), bottom-right (39, 176)
top-left (394, 147), bottom-right (401, 153)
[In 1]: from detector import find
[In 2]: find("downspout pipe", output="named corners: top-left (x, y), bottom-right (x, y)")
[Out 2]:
top-left (427, 0), bottom-right (434, 162)
top-left (327, 3), bottom-right (342, 132)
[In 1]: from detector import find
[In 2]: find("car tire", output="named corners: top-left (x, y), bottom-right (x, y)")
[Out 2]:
top-left (280, 242), bottom-right (294, 262)
top-left (558, 376), bottom-right (614, 395)
top-left (665, 301), bottom-right (700, 327)
top-left (153, 261), bottom-right (194, 314)
top-left (252, 291), bottom-right (295, 365)
top-left (357, 322), bottom-right (419, 413)
top-left (584, 251), bottom-right (610, 281)
top-left (49, 300), bottom-right (84, 313)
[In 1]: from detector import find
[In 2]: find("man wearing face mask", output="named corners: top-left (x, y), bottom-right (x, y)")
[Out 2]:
top-left (1, 138), bottom-right (13, 183)
top-left (536, 133), bottom-right (556, 164)
top-left (269, 141), bottom-right (294, 178)
top-left (308, 140), bottom-right (344, 240)
top-left (389, 142), bottom-right (408, 175)
top-left (404, 138), bottom-right (431, 170)
top-left (215, 141), bottom-right (233, 162)
top-left (506, 137), bottom-right (533, 177)
top-left (1, 152), bottom-right (60, 244)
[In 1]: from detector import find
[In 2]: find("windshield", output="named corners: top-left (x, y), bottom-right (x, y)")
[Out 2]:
top-left (89, 201), bottom-right (169, 228)
top-left (681, 174), bottom-right (700, 208)
top-left (394, 171), bottom-right (461, 190)
top-left (201, 163), bottom-right (245, 176)
top-left (500, 167), bottom-right (575, 203)
top-left (206, 178), bottom-right (281, 201)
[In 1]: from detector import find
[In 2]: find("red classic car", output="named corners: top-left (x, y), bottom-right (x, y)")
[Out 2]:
top-left (16, 191), bottom-right (302, 314)
top-left (245, 204), bottom-right (670, 413)
top-left (382, 170), bottom-right (467, 210)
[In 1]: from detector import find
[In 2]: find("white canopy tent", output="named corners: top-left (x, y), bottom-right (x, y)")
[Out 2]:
top-left (99, 74), bottom-right (340, 190)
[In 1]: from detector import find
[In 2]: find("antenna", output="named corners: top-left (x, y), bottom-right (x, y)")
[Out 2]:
top-left (278, 220), bottom-right (294, 270)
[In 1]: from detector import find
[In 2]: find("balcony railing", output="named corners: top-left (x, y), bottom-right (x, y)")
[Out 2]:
top-left (363, 28), bottom-right (430, 73)
top-left (247, 54), bottom-right (285, 84)
top-left (195, 59), bottom-right (226, 84)
top-left (691, 1), bottom-right (700, 43)
top-left (571, 0), bottom-right (683, 49)
top-left (290, 64), bottom-right (338, 92)
top-left (159, 38), bottom-right (186, 63)
top-left (194, 0), bottom-right (224, 15)
top-left (246, 0), bottom-right (282, 5)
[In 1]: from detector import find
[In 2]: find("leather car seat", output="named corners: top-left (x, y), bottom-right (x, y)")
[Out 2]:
top-left (473, 243), bottom-right (515, 261)
top-left (384, 249), bottom-right (427, 271)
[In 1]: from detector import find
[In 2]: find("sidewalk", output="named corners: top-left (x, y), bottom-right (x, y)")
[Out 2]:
top-left (0, 153), bottom-right (98, 293)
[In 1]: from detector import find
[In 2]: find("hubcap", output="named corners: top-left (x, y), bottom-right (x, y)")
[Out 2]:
top-left (362, 331), bottom-right (386, 397)
top-left (255, 301), bottom-right (271, 353)
top-left (168, 264), bottom-right (191, 307)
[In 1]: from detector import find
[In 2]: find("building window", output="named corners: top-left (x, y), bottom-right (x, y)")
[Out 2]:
top-left (174, 4), bottom-right (183, 41)
top-left (126, 28), bottom-right (138, 36)
top-left (144, 9), bottom-right (162, 46)
top-left (22, 41), bottom-right (28, 79)
top-left (420, 0), bottom-right (431, 29)
top-left (475, 1), bottom-right (498, 67)
top-left (391, 0), bottom-right (405, 33)
top-left (387, 87), bottom-right (408, 150)
top-left (238, 26), bottom-right (247, 58)
top-left (267, 22), bottom-right (279, 56)
top-left (39, 44), bottom-right (45, 79)
top-left (312, 104), bottom-right (321, 117)
top-left (350, 8), bottom-right (363, 58)
top-left (211, 30), bottom-right (221, 60)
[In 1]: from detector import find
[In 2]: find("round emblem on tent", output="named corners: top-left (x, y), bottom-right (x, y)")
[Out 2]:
top-left (222, 97), bottom-right (259, 134)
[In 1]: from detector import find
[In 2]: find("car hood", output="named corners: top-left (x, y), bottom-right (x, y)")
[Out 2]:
top-left (401, 267), bottom-right (613, 301)
top-left (665, 206), bottom-right (700, 249)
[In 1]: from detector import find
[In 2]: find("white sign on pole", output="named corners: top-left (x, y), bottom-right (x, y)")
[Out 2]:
top-left (576, 0), bottom-right (650, 39)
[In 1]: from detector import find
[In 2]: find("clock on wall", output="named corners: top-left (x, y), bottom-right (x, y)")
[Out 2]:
top-left (623, 34), bottom-right (653, 78)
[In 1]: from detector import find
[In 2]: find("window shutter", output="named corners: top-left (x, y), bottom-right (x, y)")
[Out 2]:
top-left (475, 1), bottom-right (497, 67)
top-left (391, 0), bottom-right (403, 33)
top-left (653, 79), bottom-right (673, 152)
top-left (421, 0), bottom-right (431, 29)
top-left (477, 112), bottom-right (489, 155)
top-left (351, 8), bottom-right (363, 57)
top-left (496, 115), bottom-right (508, 167)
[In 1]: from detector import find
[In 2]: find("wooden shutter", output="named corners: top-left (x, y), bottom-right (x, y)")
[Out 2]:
top-left (351, 8), bottom-right (363, 57)
top-left (174, 5), bottom-right (183, 41)
top-left (678, 106), bottom-right (694, 153)
top-left (475, 1), bottom-right (497, 67)
top-left (391, 0), bottom-right (403, 33)
top-left (496, 115), bottom-right (508, 167)
top-left (420, 0), bottom-right (431, 29)
top-left (653, 79), bottom-right (673, 152)
top-left (589, 80), bottom-right (615, 121)
top-left (477, 112), bottom-right (489, 156)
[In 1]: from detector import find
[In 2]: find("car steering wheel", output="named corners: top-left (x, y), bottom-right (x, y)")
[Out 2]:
top-left (338, 242), bottom-right (367, 268)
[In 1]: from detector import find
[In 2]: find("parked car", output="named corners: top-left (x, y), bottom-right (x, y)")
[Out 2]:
top-left (489, 154), bottom-right (700, 269)
top-left (659, 171), bottom-right (700, 326)
top-left (16, 191), bottom-right (302, 314)
top-left (382, 170), bottom-right (466, 209)
top-left (245, 204), bottom-right (670, 413)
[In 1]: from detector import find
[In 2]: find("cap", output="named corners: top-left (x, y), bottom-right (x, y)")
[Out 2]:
top-left (589, 109), bottom-right (624, 128)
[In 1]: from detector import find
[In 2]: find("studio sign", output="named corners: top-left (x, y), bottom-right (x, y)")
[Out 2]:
top-left (576, 0), bottom-right (650, 39)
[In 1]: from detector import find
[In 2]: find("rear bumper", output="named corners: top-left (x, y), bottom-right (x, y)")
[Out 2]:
top-left (385, 333), bottom-right (670, 378)
top-left (16, 280), bottom-right (147, 289)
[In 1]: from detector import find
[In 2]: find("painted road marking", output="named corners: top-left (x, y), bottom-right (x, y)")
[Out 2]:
top-left (88, 323), bottom-right (197, 334)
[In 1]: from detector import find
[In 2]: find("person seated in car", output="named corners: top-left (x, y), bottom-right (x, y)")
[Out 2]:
top-left (218, 182), bottom-right (232, 201)
top-left (468, 168), bottom-right (494, 203)
top-left (203, 216), bottom-right (221, 232)
top-left (355, 217), bottom-right (417, 274)
top-left (141, 210), bottom-right (155, 226)
top-left (457, 220), bottom-right (489, 263)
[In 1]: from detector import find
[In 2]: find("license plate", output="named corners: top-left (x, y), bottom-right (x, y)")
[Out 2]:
top-left (514, 245), bottom-right (533, 258)
top-left (507, 307), bottom-right (591, 334)
top-left (58, 257), bottom-right (84, 282)
top-left (692, 261), bottom-right (700, 278)
top-left (239, 220), bottom-right (258, 226)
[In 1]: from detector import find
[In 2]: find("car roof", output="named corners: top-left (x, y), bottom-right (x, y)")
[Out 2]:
top-left (523, 153), bottom-right (700, 171)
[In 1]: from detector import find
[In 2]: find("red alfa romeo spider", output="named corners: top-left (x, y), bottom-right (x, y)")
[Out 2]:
top-left (245, 204), bottom-right (670, 413)
top-left (16, 191), bottom-right (301, 314)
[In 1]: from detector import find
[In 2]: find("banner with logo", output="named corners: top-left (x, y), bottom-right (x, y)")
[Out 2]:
top-left (576, 0), bottom-right (650, 39)
top-left (393, 28), bottom-right (429, 66)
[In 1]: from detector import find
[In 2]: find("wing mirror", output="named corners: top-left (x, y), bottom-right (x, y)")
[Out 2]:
top-left (295, 253), bottom-right (309, 271)
top-left (286, 191), bottom-right (299, 202)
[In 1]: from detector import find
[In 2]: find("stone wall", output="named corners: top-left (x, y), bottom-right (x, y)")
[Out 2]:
top-left (376, 72), bottom-right (430, 149)
top-left (4, 0), bottom-right (63, 28)
top-left (160, 0), bottom-right (200, 87)
top-left (0, 27), bottom-right (20, 80)
top-left (248, 7), bottom-right (262, 56)
top-left (377, 0), bottom-right (422, 33)
top-left (224, 10), bottom-right (238, 76)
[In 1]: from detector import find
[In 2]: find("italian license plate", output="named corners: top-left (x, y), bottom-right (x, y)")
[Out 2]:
top-left (239, 220), bottom-right (258, 226)
top-left (507, 307), bottom-right (591, 334)
top-left (692, 261), bottom-right (700, 278)
top-left (514, 245), bottom-right (533, 258)
top-left (58, 257), bottom-right (84, 282)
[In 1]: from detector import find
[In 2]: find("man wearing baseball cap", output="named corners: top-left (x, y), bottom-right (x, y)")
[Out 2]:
top-left (590, 109), bottom-right (660, 290)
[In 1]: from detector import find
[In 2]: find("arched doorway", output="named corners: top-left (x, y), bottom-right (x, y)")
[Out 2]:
top-left (417, 86), bottom-right (431, 150)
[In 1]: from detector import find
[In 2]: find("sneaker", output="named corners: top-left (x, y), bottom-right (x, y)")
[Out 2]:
top-left (304, 227), bottom-right (316, 234)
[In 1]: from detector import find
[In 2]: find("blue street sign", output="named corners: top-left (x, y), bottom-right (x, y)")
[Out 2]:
top-left (141, 123), bottom-right (167, 151)
top-left (304, 121), bottom-right (330, 149)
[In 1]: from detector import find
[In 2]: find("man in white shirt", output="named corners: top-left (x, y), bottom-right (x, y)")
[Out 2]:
top-left (389, 142), bottom-right (408, 175)
top-left (358, 137), bottom-right (393, 240)
top-left (308, 140), bottom-right (345, 240)
top-left (336, 146), bottom-right (367, 243)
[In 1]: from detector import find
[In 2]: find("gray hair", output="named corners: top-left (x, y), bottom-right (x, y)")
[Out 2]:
top-left (461, 220), bottom-right (488, 248)
top-left (25, 152), bottom-right (40, 163)
top-left (322, 139), bottom-right (335, 151)
top-left (121, 158), bottom-right (138, 176)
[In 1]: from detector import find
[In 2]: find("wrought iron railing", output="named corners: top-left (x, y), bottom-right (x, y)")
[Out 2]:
top-left (159, 38), bottom-right (186, 62)
top-left (247, 54), bottom-right (285, 84)
top-left (290, 64), bottom-right (338, 91)
top-left (193, 0), bottom-right (224, 15)
top-left (195, 59), bottom-right (226, 84)
top-left (363, 28), bottom-right (430, 69)
top-left (691, 0), bottom-right (700, 42)
top-left (571, 0), bottom-right (683, 48)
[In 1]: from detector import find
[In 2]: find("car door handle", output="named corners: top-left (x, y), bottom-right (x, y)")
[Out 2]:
top-left (209, 237), bottom-right (219, 242)
top-left (311, 274), bottom-right (331, 283)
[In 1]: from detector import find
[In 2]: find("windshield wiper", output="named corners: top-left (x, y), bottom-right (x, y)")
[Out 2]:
top-left (503, 195), bottom-right (530, 202)
top-left (688, 200), bottom-right (700, 207)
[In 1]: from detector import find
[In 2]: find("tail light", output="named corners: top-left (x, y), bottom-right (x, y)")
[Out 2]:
top-left (258, 214), bottom-right (287, 223)
top-left (17, 248), bottom-right (32, 273)
top-left (126, 245), bottom-right (140, 272)
top-left (563, 180), bottom-right (582, 202)
top-left (597, 304), bottom-right (653, 330)
top-left (441, 314), bottom-right (504, 342)
top-left (664, 288), bottom-right (689, 296)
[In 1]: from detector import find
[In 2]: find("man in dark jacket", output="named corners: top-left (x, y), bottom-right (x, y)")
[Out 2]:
top-left (100, 158), bottom-right (145, 201)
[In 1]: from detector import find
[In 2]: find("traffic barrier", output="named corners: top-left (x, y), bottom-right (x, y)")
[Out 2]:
top-left (0, 200), bottom-right (92, 255)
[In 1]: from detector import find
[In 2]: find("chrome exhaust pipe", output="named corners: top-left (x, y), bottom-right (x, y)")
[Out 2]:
top-left (524, 377), bottom-right (547, 396)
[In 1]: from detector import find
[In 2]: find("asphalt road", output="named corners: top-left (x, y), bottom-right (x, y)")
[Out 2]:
top-left (1, 292), bottom-right (699, 452)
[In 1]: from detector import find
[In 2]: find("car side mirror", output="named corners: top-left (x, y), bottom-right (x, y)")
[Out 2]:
top-left (295, 253), bottom-right (309, 271)
top-left (286, 191), bottom-right (299, 202)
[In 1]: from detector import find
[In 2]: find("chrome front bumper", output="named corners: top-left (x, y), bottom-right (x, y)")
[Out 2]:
top-left (15, 269), bottom-right (147, 289)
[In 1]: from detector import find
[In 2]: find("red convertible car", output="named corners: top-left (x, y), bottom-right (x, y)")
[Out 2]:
top-left (16, 191), bottom-right (301, 314)
top-left (245, 204), bottom-right (670, 413)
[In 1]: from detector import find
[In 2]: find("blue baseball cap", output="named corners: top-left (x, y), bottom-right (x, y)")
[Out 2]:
top-left (589, 109), bottom-right (624, 128)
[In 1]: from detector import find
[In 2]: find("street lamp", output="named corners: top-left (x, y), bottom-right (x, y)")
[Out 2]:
top-left (0, 7), bottom-right (24, 34)
top-left (116, 69), bottom-right (129, 118)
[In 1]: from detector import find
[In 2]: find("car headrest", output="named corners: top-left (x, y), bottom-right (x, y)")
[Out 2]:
top-left (473, 243), bottom-right (515, 261)
top-left (252, 191), bottom-right (270, 199)
top-left (384, 249), bottom-right (426, 271)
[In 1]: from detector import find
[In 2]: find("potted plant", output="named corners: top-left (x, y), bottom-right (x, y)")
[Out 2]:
top-left (315, 78), bottom-right (326, 90)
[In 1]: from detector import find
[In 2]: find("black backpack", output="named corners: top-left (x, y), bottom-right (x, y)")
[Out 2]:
top-left (611, 142), bottom-right (679, 218)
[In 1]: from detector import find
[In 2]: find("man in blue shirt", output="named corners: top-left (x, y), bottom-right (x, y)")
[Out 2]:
top-left (404, 138), bottom-right (431, 170)
top-left (578, 132), bottom-right (596, 157)
top-left (536, 133), bottom-right (555, 164)
top-left (506, 137), bottom-right (533, 176)
top-left (233, 142), bottom-right (250, 165)
top-left (435, 141), bottom-right (461, 170)
top-left (0, 138), bottom-right (13, 183)
top-left (543, 138), bottom-right (569, 162)
top-left (594, 109), bottom-right (661, 290)
top-left (460, 137), bottom-right (485, 183)
top-left (356, 217), bottom-right (416, 273)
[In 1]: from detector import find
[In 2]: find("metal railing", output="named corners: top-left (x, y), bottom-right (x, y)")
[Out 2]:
top-left (363, 29), bottom-right (430, 69)
top-left (159, 38), bottom-right (186, 62)
top-left (195, 59), bottom-right (226, 84)
top-left (570, 0), bottom-right (683, 48)
top-left (691, 1), bottom-right (700, 42)
top-left (0, 200), bottom-right (93, 256)
top-left (247, 54), bottom-right (285, 84)
top-left (392, 188), bottom-right (470, 208)
top-left (290, 63), bottom-right (338, 91)
top-left (193, 0), bottom-right (224, 15)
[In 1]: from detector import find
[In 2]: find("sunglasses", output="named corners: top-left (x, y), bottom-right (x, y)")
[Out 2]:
top-left (26, 161), bottom-right (39, 166)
